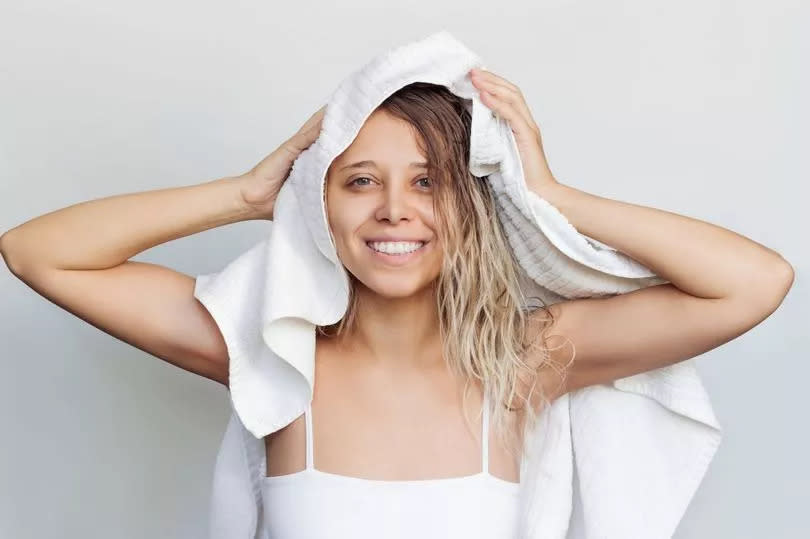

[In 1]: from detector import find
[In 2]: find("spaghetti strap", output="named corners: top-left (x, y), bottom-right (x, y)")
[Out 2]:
top-left (482, 390), bottom-right (490, 474)
top-left (304, 393), bottom-right (493, 475)
top-left (304, 401), bottom-right (314, 470)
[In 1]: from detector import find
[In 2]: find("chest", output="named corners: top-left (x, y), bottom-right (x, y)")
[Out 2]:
top-left (263, 340), bottom-right (523, 483)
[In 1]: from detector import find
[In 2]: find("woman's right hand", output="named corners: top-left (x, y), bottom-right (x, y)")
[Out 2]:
top-left (238, 105), bottom-right (326, 220)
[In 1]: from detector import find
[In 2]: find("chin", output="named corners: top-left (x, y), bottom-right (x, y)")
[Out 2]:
top-left (358, 274), bottom-right (438, 299)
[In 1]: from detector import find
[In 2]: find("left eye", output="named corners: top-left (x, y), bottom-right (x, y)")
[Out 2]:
top-left (417, 177), bottom-right (432, 188)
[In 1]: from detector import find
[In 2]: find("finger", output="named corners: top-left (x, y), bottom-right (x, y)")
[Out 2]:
top-left (481, 80), bottom-right (539, 135)
top-left (471, 70), bottom-right (540, 135)
top-left (475, 82), bottom-right (536, 137)
top-left (472, 68), bottom-right (521, 94)
top-left (299, 104), bottom-right (327, 133)
top-left (289, 105), bottom-right (326, 147)
top-left (477, 88), bottom-right (526, 136)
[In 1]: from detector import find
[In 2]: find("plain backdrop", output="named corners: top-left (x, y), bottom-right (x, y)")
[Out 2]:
top-left (1, 1), bottom-right (806, 537)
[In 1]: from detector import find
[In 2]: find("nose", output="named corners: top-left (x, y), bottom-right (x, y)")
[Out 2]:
top-left (375, 184), bottom-right (416, 224)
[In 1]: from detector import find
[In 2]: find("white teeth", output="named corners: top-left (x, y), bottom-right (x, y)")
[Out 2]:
top-left (368, 241), bottom-right (425, 255)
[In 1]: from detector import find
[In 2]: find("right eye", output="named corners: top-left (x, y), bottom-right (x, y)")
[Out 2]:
top-left (349, 177), bottom-right (373, 187)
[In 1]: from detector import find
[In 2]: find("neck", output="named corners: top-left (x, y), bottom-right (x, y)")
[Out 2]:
top-left (335, 281), bottom-right (444, 372)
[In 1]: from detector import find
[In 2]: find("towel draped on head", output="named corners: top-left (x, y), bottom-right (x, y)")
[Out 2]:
top-left (194, 30), bottom-right (722, 539)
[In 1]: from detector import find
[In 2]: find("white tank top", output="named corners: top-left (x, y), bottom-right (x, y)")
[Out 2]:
top-left (261, 390), bottom-right (521, 538)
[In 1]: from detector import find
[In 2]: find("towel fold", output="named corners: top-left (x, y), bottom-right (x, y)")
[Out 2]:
top-left (194, 30), bottom-right (722, 539)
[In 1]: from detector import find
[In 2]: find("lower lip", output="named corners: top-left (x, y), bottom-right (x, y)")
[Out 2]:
top-left (366, 242), bottom-right (429, 266)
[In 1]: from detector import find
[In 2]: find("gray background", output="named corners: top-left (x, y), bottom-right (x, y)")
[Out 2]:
top-left (1, 1), bottom-right (807, 537)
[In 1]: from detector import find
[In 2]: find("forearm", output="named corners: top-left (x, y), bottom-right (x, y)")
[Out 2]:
top-left (536, 182), bottom-right (793, 301)
top-left (0, 175), bottom-right (262, 273)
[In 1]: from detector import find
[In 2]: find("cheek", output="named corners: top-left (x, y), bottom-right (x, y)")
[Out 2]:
top-left (326, 207), bottom-right (363, 259)
top-left (419, 206), bottom-right (439, 237)
top-left (328, 201), bottom-right (359, 233)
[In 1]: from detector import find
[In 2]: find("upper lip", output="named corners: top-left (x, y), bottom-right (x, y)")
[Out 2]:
top-left (366, 237), bottom-right (429, 243)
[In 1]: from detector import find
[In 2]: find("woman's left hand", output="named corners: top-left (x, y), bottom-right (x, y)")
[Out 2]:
top-left (469, 67), bottom-right (559, 194)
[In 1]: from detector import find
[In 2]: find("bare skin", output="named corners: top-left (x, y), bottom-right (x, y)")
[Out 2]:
top-left (265, 333), bottom-right (523, 483)
top-left (466, 67), bottom-right (793, 403)
top-left (1, 68), bottom-right (793, 487)
top-left (266, 107), bottom-right (522, 482)
top-left (0, 107), bottom-right (328, 388)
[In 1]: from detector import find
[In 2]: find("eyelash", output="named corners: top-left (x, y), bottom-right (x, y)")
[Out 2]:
top-left (349, 177), bottom-right (432, 189)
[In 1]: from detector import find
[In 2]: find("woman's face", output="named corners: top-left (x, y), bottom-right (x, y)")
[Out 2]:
top-left (325, 108), bottom-right (444, 299)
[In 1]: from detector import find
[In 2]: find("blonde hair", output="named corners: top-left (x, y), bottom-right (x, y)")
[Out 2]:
top-left (317, 82), bottom-right (574, 461)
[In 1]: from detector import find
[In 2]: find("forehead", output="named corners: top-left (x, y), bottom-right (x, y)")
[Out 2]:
top-left (328, 109), bottom-right (426, 174)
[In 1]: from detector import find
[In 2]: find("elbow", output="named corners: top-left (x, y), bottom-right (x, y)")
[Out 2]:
top-left (0, 229), bottom-right (28, 277)
top-left (770, 254), bottom-right (795, 295)
top-left (774, 258), bottom-right (795, 303)
top-left (736, 257), bottom-right (795, 315)
top-left (0, 230), bottom-right (14, 272)
top-left (765, 260), bottom-right (794, 315)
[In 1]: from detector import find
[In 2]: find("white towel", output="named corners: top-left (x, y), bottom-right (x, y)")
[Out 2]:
top-left (194, 30), bottom-right (722, 539)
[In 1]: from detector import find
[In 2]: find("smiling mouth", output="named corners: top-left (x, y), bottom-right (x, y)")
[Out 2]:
top-left (365, 240), bottom-right (428, 255)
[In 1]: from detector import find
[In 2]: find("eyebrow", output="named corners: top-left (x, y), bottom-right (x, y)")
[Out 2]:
top-left (338, 159), bottom-right (429, 172)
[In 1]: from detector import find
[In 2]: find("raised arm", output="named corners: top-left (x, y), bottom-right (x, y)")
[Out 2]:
top-left (466, 67), bottom-right (795, 406)
top-left (0, 105), bottom-right (326, 387)
top-left (0, 176), bottom-right (263, 387)
top-left (536, 182), bottom-right (794, 399)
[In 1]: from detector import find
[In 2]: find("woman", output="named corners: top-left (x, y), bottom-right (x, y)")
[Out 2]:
top-left (0, 68), bottom-right (794, 537)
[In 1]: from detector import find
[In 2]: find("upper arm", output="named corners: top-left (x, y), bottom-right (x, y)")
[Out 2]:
top-left (8, 261), bottom-right (230, 387)
top-left (534, 269), bottom-right (793, 399)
